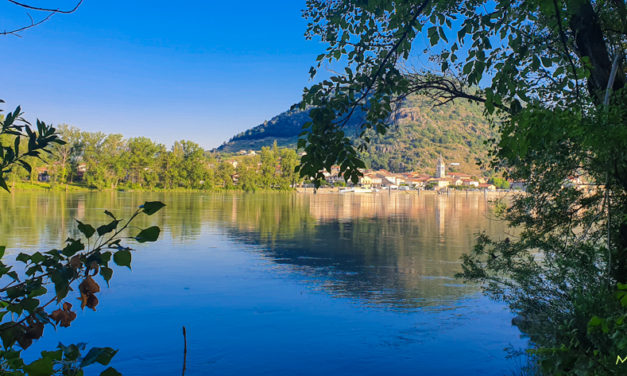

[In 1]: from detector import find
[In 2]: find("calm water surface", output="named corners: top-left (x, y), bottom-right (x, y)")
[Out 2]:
top-left (0, 192), bottom-right (525, 375)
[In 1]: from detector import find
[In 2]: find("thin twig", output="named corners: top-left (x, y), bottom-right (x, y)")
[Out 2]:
top-left (336, 0), bottom-right (430, 128)
top-left (7, 0), bottom-right (83, 14)
top-left (182, 326), bottom-right (187, 376)
top-left (1, 0), bottom-right (83, 36)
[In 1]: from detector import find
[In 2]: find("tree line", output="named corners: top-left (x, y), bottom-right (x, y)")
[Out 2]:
top-left (2, 124), bottom-right (301, 191)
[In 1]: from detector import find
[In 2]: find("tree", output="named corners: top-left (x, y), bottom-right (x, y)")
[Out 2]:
top-left (126, 137), bottom-right (163, 188)
top-left (50, 124), bottom-right (82, 184)
top-left (279, 148), bottom-right (299, 189)
top-left (259, 142), bottom-right (279, 189)
top-left (299, 0), bottom-right (626, 373)
top-left (82, 132), bottom-right (127, 190)
top-left (215, 161), bottom-right (235, 190)
top-left (236, 157), bottom-right (260, 192)
top-left (173, 140), bottom-right (208, 189)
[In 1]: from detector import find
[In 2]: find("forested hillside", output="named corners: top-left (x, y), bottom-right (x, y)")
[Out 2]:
top-left (217, 94), bottom-right (494, 174)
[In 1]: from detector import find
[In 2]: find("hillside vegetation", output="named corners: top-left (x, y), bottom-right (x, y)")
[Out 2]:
top-left (217, 94), bottom-right (494, 175)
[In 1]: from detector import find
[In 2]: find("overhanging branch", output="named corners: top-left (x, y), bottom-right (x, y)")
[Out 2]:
top-left (1, 0), bottom-right (83, 36)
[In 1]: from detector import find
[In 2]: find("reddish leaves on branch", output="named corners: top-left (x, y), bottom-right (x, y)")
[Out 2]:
top-left (50, 302), bottom-right (77, 328)
top-left (79, 275), bottom-right (100, 310)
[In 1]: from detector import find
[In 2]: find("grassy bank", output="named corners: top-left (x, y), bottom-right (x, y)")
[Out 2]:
top-left (5, 181), bottom-right (92, 192)
top-left (3, 181), bottom-right (297, 193)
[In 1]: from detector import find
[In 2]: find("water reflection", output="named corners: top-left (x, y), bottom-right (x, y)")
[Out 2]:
top-left (0, 191), bottom-right (521, 375)
top-left (0, 191), bottom-right (505, 311)
top-left (206, 193), bottom-right (505, 310)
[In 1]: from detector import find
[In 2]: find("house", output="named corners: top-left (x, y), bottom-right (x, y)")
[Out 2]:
top-left (406, 175), bottom-right (430, 188)
top-left (428, 178), bottom-right (450, 190)
top-left (450, 178), bottom-right (464, 186)
top-left (76, 163), bottom-right (87, 181)
top-left (462, 179), bottom-right (479, 187)
top-left (478, 183), bottom-right (496, 191)
top-left (323, 170), bottom-right (346, 185)
top-left (36, 167), bottom-right (50, 182)
top-left (359, 173), bottom-right (383, 188)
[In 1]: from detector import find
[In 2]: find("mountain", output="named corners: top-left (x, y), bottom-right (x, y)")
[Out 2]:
top-left (216, 94), bottom-right (494, 175)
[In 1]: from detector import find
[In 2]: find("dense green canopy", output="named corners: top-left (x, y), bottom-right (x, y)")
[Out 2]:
top-left (298, 0), bottom-right (626, 373)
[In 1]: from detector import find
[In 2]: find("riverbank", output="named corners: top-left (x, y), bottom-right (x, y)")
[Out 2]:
top-left (3, 181), bottom-right (295, 194)
top-left (4, 182), bottom-right (522, 198)
top-left (296, 187), bottom-right (521, 198)
top-left (4, 181), bottom-right (91, 192)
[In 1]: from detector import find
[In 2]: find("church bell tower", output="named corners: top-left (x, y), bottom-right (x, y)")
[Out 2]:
top-left (436, 155), bottom-right (446, 178)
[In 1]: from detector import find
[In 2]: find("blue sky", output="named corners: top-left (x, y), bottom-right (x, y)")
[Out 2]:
top-left (0, 1), bottom-right (325, 149)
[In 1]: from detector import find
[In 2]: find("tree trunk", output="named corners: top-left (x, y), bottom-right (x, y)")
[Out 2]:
top-left (568, 1), bottom-right (625, 102)
top-left (568, 1), bottom-right (627, 283)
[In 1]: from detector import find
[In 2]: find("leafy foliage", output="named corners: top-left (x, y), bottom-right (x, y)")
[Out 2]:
top-left (12, 126), bottom-right (302, 192)
top-left (0, 102), bottom-right (167, 375)
top-left (299, 0), bottom-right (626, 374)
top-left (0, 102), bottom-right (65, 192)
top-left (0, 201), bottom-right (165, 375)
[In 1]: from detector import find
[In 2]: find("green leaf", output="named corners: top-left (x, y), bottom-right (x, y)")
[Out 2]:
top-left (588, 315), bottom-right (602, 328)
top-left (141, 201), bottom-right (165, 215)
top-left (427, 26), bottom-right (439, 46)
top-left (97, 220), bottom-right (120, 236)
top-left (100, 367), bottom-right (122, 376)
top-left (80, 347), bottom-right (118, 367)
top-left (0, 323), bottom-right (20, 348)
top-left (100, 266), bottom-right (113, 283)
top-left (0, 177), bottom-right (8, 193)
top-left (29, 286), bottom-right (47, 298)
top-left (104, 210), bottom-right (117, 220)
top-left (113, 250), bottom-right (131, 268)
top-left (135, 226), bottom-right (160, 243)
top-left (40, 350), bottom-right (62, 362)
top-left (62, 239), bottom-right (84, 257)
top-left (30, 252), bottom-right (44, 264)
top-left (0, 245), bottom-right (5, 259)
top-left (23, 356), bottom-right (54, 376)
top-left (76, 220), bottom-right (95, 239)
top-left (20, 298), bottom-right (39, 312)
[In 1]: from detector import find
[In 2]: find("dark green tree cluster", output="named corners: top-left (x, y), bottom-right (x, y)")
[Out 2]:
top-left (8, 126), bottom-right (301, 191)
top-left (234, 142), bottom-right (301, 192)
top-left (298, 0), bottom-right (626, 374)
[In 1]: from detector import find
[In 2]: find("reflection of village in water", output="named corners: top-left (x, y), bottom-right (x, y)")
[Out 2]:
top-left (218, 192), bottom-right (508, 310)
top-left (0, 191), bottom-right (508, 310)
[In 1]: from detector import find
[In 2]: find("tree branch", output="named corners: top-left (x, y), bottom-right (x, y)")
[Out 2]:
top-left (336, 0), bottom-right (430, 128)
top-left (7, 0), bottom-right (83, 14)
top-left (1, 0), bottom-right (83, 36)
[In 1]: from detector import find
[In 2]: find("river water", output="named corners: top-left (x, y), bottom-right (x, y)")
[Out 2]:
top-left (0, 191), bottom-right (526, 375)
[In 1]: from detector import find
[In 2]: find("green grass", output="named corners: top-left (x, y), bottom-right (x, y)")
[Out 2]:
top-left (5, 181), bottom-right (92, 192)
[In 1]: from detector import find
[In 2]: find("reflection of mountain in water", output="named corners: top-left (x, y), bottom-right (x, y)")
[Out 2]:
top-left (0, 192), bottom-right (507, 310)
top-left (203, 193), bottom-right (507, 310)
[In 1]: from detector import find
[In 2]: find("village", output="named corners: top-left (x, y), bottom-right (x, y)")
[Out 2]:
top-left (319, 156), bottom-right (526, 192)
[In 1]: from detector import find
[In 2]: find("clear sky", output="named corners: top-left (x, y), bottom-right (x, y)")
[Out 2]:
top-left (0, 0), bottom-right (325, 149)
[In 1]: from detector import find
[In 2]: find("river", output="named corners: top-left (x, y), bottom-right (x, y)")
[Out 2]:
top-left (0, 191), bottom-right (526, 375)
